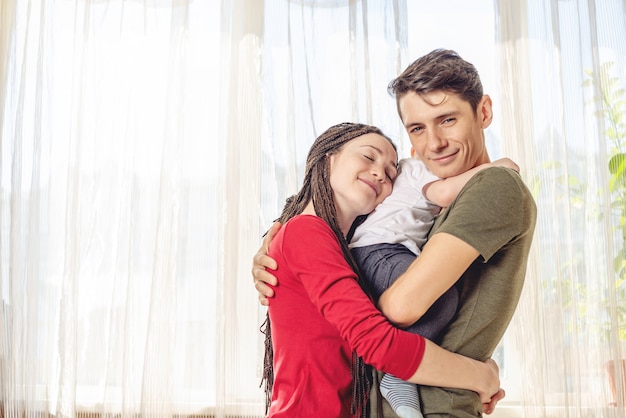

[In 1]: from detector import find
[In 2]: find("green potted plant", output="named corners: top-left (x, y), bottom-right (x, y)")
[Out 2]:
top-left (585, 62), bottom-right (626, 406)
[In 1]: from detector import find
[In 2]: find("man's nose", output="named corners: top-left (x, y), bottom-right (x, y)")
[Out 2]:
top-left (427, 128), bottom-right (446, 150)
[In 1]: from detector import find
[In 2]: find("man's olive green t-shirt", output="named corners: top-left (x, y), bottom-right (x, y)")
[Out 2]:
top-left (369, 167), bottom-right (537, 418)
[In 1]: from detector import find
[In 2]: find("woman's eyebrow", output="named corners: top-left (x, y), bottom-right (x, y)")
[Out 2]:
top-left (360, 144), bottom-right (387, 155)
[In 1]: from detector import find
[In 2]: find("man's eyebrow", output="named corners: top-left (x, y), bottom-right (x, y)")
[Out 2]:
top-left (404, 110), bottom-right (461, 128)
top-left (403, 119), bottom-right (421, 130)
top-left (437, 110), bottom-right (460, 120)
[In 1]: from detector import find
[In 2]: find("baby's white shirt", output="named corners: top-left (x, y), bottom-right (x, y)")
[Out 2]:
top-left (349, 158), bottom-right (440, 255)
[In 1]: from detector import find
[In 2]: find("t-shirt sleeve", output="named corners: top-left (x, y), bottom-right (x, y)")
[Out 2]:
top-left (435, 167), bottom-right (529, 262)
top-left (280, 216), bottom-right (425, 380)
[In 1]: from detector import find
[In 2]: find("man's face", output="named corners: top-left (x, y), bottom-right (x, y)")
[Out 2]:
top-left (399, 90), bottom-right (493, 179)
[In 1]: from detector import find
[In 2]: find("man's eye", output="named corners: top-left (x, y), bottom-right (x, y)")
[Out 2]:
top-left (362, 154), bottom-right (374, 161)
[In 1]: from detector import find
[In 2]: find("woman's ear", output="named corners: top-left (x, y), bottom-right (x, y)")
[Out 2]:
top-left (326, 152), bottom-right (335, 170)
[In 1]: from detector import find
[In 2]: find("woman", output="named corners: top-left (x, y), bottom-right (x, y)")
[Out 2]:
top-left (260, 122), bottom-right (499, 417)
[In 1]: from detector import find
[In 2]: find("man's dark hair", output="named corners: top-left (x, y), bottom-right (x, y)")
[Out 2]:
top-left (388, 49), bottom-right (484, 117)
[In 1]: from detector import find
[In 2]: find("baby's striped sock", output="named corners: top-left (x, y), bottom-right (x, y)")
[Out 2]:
top-left (379, 373), bottom-right (423, 418)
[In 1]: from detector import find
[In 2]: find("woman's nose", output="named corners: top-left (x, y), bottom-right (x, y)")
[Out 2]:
top-left (372, 165), bottom-right (386, 182)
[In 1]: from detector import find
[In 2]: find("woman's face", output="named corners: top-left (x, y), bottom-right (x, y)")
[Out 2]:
top-left (328, 133), bottom-right (398, 228)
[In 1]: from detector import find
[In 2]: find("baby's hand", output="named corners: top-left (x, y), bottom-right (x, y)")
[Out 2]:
top-left (490, 157), bottom-right (519, 173)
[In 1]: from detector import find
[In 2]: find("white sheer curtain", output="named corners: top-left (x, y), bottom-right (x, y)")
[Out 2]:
top-left (6, 0), bottom-right (625, 417)
top-left (0, 0), bottom-right (409, 417)
top-left (495, 0), bottom-right (626, 417)
top-left (0, 0), bottom-right (261, 416)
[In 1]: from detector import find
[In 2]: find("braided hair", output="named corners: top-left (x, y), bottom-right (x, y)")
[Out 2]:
top-left (260, 122), bottom-right (397, 417)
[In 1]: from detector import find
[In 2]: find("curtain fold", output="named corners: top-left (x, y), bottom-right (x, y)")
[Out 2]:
top-left (0, 1), bottom-right (408, 417)
top-left (495, 0), bottom-right (626, 416)
top-left (217, 0), bottom-right (265, 414)
top-left (4, 0), bottom-right (624, 417)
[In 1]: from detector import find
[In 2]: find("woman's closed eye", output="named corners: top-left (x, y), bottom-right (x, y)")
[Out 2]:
top-left (362, 154), bottom-right (395, 182)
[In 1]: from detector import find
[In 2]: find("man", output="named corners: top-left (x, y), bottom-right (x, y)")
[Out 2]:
top-left (253, 49), bottom-right (536, 417)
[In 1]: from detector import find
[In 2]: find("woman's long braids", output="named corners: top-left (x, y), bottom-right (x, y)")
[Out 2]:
top-left (260, 122), bottom-right (397, 417)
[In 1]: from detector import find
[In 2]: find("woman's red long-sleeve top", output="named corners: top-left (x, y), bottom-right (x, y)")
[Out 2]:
top-left (267, 215), bottom-right (425, 417)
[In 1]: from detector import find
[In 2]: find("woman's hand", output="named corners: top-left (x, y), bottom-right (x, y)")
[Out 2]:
top-left (251, 222), bottom-right (282, 306)
top-left (483, 387), bottom-right (505, 415)
top-left (477, 358), bottom-right (504, 414)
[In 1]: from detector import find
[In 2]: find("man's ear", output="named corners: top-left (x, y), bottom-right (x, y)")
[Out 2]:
top-left (479, 94), bottom-right (494, 129)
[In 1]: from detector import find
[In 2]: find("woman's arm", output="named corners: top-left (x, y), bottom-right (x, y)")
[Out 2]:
top-left (279, 218), bottom-right (500, 401)
top-left (253, 225), bottom-right (474, 329)
top-left (409, 339), bottom-right (500, 403)
top-left (252, 221), bottom-right (504, 411)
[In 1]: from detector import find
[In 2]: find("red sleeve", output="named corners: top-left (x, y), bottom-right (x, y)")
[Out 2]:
top-left (279, 215), bottom-right (425, 380)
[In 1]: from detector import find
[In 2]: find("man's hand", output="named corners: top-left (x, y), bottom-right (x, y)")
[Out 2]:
top-left (252, 222), bottom-right (282, 306)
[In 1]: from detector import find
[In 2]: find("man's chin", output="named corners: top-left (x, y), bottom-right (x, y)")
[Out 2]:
top-left (430, 167), bottom-right (460, 179)
top-left (428, 161), bottom-right (472, 179)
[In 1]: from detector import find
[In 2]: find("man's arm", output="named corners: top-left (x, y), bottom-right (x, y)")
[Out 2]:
top-left (251, 222), bottom-right (506, 412)
top-left (253, 217), bottom-right (480, 315)
top-left (377, 232), bottom-right (479, 327)
top-left (252, 222), bottom-right (281, 306)
top-left (424, 158), bottom-right (519, 208)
